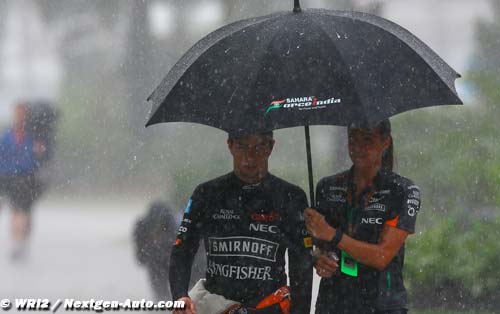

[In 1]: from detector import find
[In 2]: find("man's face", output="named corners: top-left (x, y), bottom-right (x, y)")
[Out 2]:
top-left (228, 134), bottom-right (274, 184)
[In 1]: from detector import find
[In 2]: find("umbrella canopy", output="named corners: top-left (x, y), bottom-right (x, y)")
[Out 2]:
top-left (146, 8), bottom-right (462, 132)
top-left (146, 4), bottom-right (463, 204)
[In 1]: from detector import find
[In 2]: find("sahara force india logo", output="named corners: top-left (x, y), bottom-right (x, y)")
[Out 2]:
top-left (265, 96), bottom-right (341, 116)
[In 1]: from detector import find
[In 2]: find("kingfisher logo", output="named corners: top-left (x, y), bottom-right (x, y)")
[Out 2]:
top-left (265, 96), bottom-right (341, 116)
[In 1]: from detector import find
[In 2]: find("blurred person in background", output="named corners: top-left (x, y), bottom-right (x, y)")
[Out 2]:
top-left (0, 103), bottom-right (49, 260)
top-left (133, 200), bottom-right (205, 301)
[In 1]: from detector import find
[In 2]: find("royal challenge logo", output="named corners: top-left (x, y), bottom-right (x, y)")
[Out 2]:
top-left (265, 96), bottom-right (341, 116)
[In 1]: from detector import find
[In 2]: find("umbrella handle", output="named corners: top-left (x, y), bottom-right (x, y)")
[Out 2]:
top-left (304, 125), bottom-right (315, 206)
top-left (293, 0), bottom-right (301, 13)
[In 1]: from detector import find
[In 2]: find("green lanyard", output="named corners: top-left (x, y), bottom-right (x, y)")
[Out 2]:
top-left (341, 185), bottom-right (375, 277)
top-left (346, 186), bottom-right (375, 236)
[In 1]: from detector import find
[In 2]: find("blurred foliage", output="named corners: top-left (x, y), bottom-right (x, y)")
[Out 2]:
top-left (392, 0), bottom-right (500, 216)
top-left (401, 1), bottom-right (500, 310)
top-left (405, 212), bottom-right (500, 309)
top-left (393, 105), bottom-right (497, 219)
top-left (48, 0), bottom-right (361, 202)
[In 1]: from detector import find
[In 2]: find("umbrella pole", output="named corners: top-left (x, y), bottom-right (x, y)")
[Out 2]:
top-left (293, 0), bottom-right (301, 13)
top-left (304, 125), bottom-right (315, 206)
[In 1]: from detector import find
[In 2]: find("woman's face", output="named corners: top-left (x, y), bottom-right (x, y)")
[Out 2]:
top-left (348, 127), bottom-right (390, 170)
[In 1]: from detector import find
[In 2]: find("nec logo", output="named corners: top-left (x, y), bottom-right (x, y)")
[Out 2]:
top-left (361, 217), bottom-right (383, 224)
top-left (249, 223), bottom-right (279, 234)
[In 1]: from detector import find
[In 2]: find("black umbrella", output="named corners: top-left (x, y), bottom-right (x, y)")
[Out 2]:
top-left (146, 1), bottom-right (462, 204)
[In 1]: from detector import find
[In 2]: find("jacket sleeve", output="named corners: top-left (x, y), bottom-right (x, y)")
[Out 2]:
top-left (315, 178), bottom-right (342, 228)
top-left (284, 188), bottom-right (313, 314)
top-left (315, 178), bottom-right (342, 252)
top-left (386, 182), bottom-right (420, 234)
top-left (169, 186), bottom-right (205, 300)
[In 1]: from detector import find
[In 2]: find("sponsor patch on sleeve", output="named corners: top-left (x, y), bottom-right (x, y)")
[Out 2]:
top-left (385, 215), bottom-right (399, 227)
top-left (184, 199), bottom-right (193, 214)
top-left (303, 237), bottom-right (313, 248)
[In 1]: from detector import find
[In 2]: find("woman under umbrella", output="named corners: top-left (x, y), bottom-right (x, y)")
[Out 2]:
top-left (305, 119), bottom-right (421, 314)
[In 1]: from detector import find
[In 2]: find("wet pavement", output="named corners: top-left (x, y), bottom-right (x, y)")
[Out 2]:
top-left (0, 196), bottom-right (151, 311)
top-left (0, 195), bottom-right (322, 313)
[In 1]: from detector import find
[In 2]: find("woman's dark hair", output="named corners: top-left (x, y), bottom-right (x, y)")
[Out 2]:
top-left (377, 119), bottom-right (393, 171)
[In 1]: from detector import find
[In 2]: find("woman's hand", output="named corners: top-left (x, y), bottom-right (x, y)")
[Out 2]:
top-left (313, 248), bottom-right (338, 278)
top-left (305, 208), bottom-right (335, 241)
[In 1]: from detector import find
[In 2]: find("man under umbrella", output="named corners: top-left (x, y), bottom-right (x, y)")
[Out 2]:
top-left (170, 130), bottom-right (313, 314)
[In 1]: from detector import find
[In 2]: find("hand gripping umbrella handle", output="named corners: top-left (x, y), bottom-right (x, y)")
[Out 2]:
top-left (304, 125), bottom-right (315, 206)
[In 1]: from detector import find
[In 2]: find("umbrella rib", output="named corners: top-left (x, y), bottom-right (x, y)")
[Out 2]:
top-left (308, 15), bottom-right (369, 125)
top-left (147, 12), bottom-right (289, 123)
top-left (311, 9), bottom-right (461, 95)
top-left (309, 10), bottom-right (462, 126)
top-left (225, 16), bottom-right (298, 114)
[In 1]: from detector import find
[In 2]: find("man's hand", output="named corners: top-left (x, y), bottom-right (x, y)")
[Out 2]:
top-left (313, 249), bottom-right (338, 278)
top-left (305, 208), bottom-right (335, 241)
top-left (173, 297), bottom-right (196, 314)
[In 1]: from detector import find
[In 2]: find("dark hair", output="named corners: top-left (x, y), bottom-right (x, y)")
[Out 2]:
top-left (377, 119), bottom-right (393, 171)
top-left (227, 130), bottom-right (273, 141)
